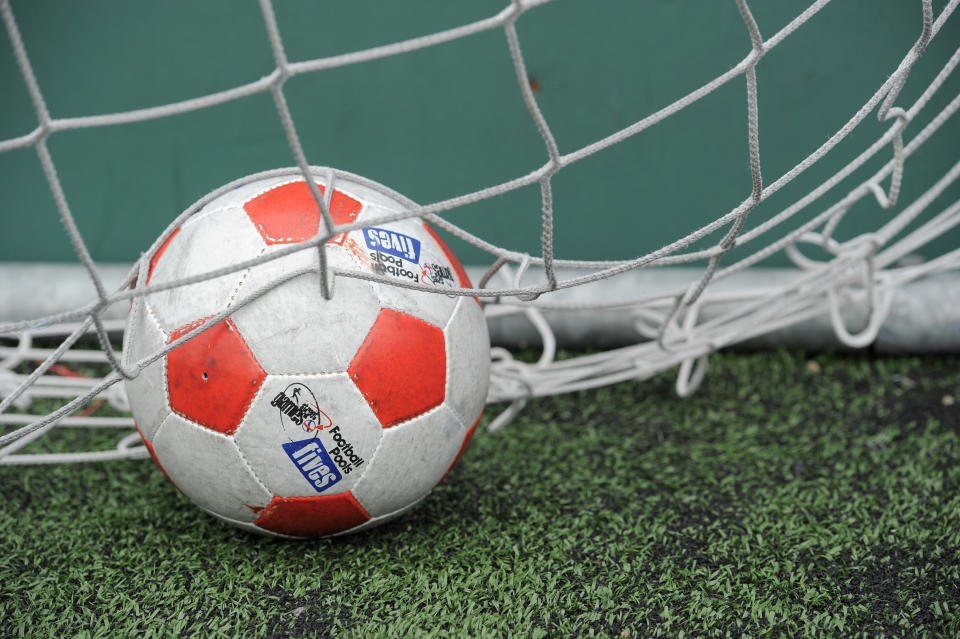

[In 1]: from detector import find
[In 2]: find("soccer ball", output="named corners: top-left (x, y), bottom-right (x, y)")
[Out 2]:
top-left (121, 170), bottom-right (490, 538)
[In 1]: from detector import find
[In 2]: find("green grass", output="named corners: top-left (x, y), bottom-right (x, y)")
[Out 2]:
top-left (1, 351), bottom-right (959, 638)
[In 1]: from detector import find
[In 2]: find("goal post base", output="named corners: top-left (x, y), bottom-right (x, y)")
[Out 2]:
top-left (2, 263), bottom-right (957, 354)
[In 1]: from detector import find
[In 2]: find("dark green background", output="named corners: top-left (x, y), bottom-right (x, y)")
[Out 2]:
top-left (1, 1), bottom-right (958, 265)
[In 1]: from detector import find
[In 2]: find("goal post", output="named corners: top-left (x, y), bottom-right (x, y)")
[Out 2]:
top-left (2, 262), bottom-right (960, 352)
top-left (1, 0), bottom-right (959, 463)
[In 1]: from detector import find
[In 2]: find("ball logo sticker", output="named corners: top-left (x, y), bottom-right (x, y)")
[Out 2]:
top-left (363, 227), bottom-right (421, 263)
top-left (282, 438), bottom-right (342, 493)
top-left (272, 382), bottom-right (366, 492)
top-left (270, 382), bottom-right (332, 442)
top-left (421, 263), bottom-right (455, 288)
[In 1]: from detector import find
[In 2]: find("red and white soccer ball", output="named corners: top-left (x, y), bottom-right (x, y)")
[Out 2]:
top-left (121, 170), bottom-right (490, 538)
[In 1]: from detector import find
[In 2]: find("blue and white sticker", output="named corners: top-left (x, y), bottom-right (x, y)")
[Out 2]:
top-left (364, 227), bottom-right (421, 263)
top-left (282, 437), bottom-right (342, 494)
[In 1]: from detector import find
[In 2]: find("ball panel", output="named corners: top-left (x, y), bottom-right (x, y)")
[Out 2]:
top-left (348, 309), bottom-right (446, 428)
top-left (351, 404), bottom-right (464, 517)
top-left (242, 181), bottom-right (362, 246)
top-left (147, 206), bottom-right (264, 334)
top-left (234, 374), bottom-right (383, 498)
top-left (122, 298), bottom-right (170, 441)
top-left (231, 268), bottom-right (380, 375)
top-left (166, 318), bottom-right (266, 435)
top-left (254, 493), bottom-right (370, 537)
top-left (151, 414), bottom-right (273, 523)
top-left (443, 296), bottom-right (491, 428)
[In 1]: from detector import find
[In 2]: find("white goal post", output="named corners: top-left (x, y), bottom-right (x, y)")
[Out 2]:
top-left (1, 0), bottom-right (958, 462)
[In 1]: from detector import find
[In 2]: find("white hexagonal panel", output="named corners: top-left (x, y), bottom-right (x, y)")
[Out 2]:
top-left (229, 259), bottom-right (381, 375)
top-left (147, 206), bottom-right (265, 334)
top-left (351, 404), bottom-right (465, 517)
top-left (444, 296), bottom-right (491, 427)
top-left (234, 374), bottom-right (383, 498)
top-left (151, 413), bottom-right (273, 523)
top-left (121, 297), bottom-right (171, 442)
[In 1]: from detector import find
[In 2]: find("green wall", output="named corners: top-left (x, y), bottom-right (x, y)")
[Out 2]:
top-left (1, 1), bottom-right (958, 266)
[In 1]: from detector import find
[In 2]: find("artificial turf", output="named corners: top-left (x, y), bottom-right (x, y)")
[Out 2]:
top-left (1, 350), bottom-right (958, 638)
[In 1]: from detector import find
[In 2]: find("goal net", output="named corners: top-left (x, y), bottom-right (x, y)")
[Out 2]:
top-left (1, 0), bottom-right (958, 463)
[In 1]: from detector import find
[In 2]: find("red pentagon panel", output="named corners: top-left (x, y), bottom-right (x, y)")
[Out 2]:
top-left (254, 493), bottom-right (370, 537)
top-left (348, 309), bottom-right (446, 428)
top-left (166, 317), bottom-right (266, 435)
top-left (437, 411), bottom-right (483, 485)
top-left (243, 181), bottom-right (362, 245)
top-left (135, 423), bottom-right (183, 494)
top-left (422, 222), bottom-right (480, 306)
top-left (146, 227), bottom-right (180, 284)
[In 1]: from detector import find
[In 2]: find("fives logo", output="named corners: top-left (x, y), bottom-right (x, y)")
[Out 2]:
top-left (282, 438), bottom-right (342, 493)
top-left (363, 227), bottom-right (421, 263)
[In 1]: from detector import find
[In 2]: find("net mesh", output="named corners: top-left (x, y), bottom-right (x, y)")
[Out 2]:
top-left (1, 0), bottom-right (959, 462)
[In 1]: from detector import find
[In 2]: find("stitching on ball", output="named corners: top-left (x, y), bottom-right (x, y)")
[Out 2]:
top-left (265, 371), bottom-right (344, 378)
top-left (182, 205), bottom-right (242, 229)
top-left (141, 299), bottom-right (168, 343)
top-left (230, 386), bottom-right (274, 500)
top-left (168, 418), bottom-right (273, 513)
top-left (149, 413), bottom-right (175, 447)
top-left (442, 295), bottom-right (464, 332)
top-left (197, 504), bottom-right (273, 532)
top-left (239, 178), bottom-right (301, 209)
top-left (136, 301), bottom-right (174, 428)
top-left (226, 247), bottom-right (262, 309)
top-left (226, 319), bottom-right (266, 434)
top-left (347, 315), bottom-right (385, 411)
top-left (445, 400), bottom-right (470, 438)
